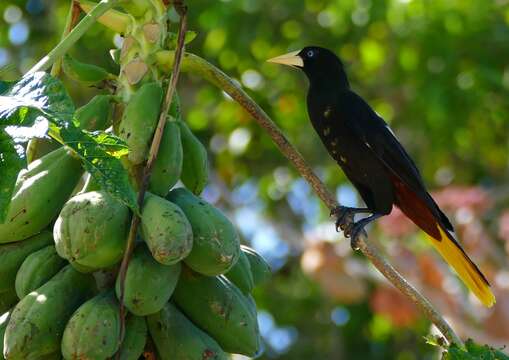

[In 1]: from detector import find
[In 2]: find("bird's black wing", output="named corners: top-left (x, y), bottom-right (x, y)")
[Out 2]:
top-left (342, 91), bottom-right (425, 191)
top-left (342, 90), bottom-right (453, 230)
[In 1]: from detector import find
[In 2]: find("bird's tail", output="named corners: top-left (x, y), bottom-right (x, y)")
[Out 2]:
top-left (427, 225), bottom-right (495, 307)
top-left (392, 176), bottom-right (495, 307)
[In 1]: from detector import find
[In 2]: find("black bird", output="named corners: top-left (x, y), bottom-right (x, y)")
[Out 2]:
top-left (268, 46), bottom-right (495, 307)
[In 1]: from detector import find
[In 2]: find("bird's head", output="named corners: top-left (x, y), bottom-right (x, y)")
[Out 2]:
top-left (267, 46), bottom-right (349, 89)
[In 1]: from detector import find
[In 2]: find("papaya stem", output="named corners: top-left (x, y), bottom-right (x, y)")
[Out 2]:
top-left (50, 1), bottom-right (82, 77)
top-left (27, 0), bottom-right (119, 75)
top-left (115, 2), bottom-right (188, 356)
top-left (156, 51), bottom-right (464, 347)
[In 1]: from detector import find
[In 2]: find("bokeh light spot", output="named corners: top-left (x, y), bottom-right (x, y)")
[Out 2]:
top-left (9, 22), bottom-right (30, 45)
top-left (228, 127), bottom-right (251, 155)
top-left (331, 306), bottom-right (350, 326)
top-left (0, 48), bottom-right (11, 68)
top-left (360, 39), bottom-right (385, 70)
top-left (241, 69), bottom-right (263, 90)
top-left (4, 5), bottom-right (22, 24)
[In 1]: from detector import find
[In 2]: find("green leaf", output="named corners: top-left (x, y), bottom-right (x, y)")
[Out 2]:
top-left (0, 72), bottom-right (74, 127)
top-left (441, 340), bottom-right (509, 360)
top-left (0, 72), bottom-right (137, 215)
top-left (465, 339), bottom-right (509, 360)
top-left (86, 131), bottom-right (129, 158)
top-left (51, 124), bottom-right (138, 214)
top-left (444, 345), bottom-right (478, 360)
top-left (0, 131), bottom-right (24, 223)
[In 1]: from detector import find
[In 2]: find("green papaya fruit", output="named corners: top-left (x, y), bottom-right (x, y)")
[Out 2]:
top-left (38, 353), bottom-right (62, 360)
top-left (0, 231), bottom-right (53, 293)
top-left (0, 147), bottom-right (83, 243)
top-left (241, 245), bottom-right (271, 286)
top-left (61, 291), bottom-right (121, 360)
top-left (119, 82), bottom-right (163, 164)
top-left (74, 94), bottom-right (112, 131)
top-left (167, 188), bottom-right (240, 275)
top-left (147, 302), bottom-right (228, 360)
top-left (115, 245), bottom-right (181, 316)
top-left (3, 265), bottom-right (95, 360)
top-left (148, 121), bottom-right (183, 197)
top-left (170, 92), bottom-right (181, 119)
top-left (173, 269), bottom-right (260, 356)
top-left (140, 193), bottom-right (193, 265)
top-left (15, 245), bottom-right (67, 299)
top-left (117, 314), bottom-right (147, 360)
top-left (53, 190), bottom-right (130, 272)
top-left (245, 294), bottom-right (258, 318)
top-left (26, 138), bottom-right (60, 164)
top-left (225, 250), bottom-right (254, 294)
top-left (178, 120), bottom-right (208, 195)
top-left (62, 54), bottom-right (113, 85)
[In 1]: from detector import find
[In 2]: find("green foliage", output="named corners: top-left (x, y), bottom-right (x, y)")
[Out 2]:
top-left (427, 338), bottom-right (509, 360)
top-left (1, 1), bottom-right (508, 358)
top-left (0, 72), bottom-right (137, 214)
top-left (0, 72), bottom-right (74, 127)
top-left (55, 126), bottom-right (137, 213)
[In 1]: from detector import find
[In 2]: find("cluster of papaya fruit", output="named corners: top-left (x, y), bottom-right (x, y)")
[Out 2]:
top-left (0, 83), bottom-right (271, 359)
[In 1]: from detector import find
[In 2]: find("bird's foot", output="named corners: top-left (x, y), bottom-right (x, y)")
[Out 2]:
top-left (343, 221), bottom-right (368, 251)
top-left (330, 206), bottom-right (356, 232)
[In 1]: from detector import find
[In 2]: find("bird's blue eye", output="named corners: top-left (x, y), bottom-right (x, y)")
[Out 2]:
top-left (307, 50), bottom-right (315, 58)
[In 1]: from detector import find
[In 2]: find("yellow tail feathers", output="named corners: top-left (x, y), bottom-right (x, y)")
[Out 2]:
top-left (427, 226), bottom-right (495, 307)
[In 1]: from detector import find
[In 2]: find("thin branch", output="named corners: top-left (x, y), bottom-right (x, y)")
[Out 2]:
top-left (156, 50), bottom-right (464, 347)
top-left (50, 1), bottom-right (82, 77)
top-left (156, 51), bottom-right (338, 210)
top-left (115, 2), bottom-right (188, 356)
top-left (28, 0), bottom-right (119, 74)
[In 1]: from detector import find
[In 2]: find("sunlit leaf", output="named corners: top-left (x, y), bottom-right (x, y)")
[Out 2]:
top-left (85, 131), bottom-right (129, 158)
top-left (51, 124), bottom-right (138, 214)
top-left (0, 72), bottom-right (74, 127)
top-left (0, 72), bottom-right (137, 214)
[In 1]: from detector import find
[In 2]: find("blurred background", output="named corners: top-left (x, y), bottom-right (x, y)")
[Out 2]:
top-left (1, 0), bottom-right (509, 359)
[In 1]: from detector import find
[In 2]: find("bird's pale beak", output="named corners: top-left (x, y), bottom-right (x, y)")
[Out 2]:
top-left (266, 50), bottom-right (303, 68)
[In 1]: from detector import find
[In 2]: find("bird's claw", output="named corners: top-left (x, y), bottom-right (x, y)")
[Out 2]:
top-left (343, 221), bottom-right (367, 251)
top-left (330, 206), bottom-right (355, 232)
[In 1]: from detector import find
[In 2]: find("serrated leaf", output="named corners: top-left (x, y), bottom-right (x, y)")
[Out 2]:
top-left (0, 130), bottom-right (24, 223)
top-left (51, 124), bottom-right (138, 214)
top-left (465, 339), bottom-right (509, 360)
top-left (0, 72), bottom-right (74, 127)
top-left (85, 131), bottom-right (129, 158)
top-left (444, 346), bottom-right (478, 360)
top-left (442, 340), bottom-right (509, 360)
top-left (0, 72), bottom-right (137, 214)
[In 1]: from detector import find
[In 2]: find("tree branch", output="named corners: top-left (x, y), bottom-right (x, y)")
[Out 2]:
top-left (156, 50), bottom-right (464, 347)
top-left (115, 2), bottom-right (188, 355)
